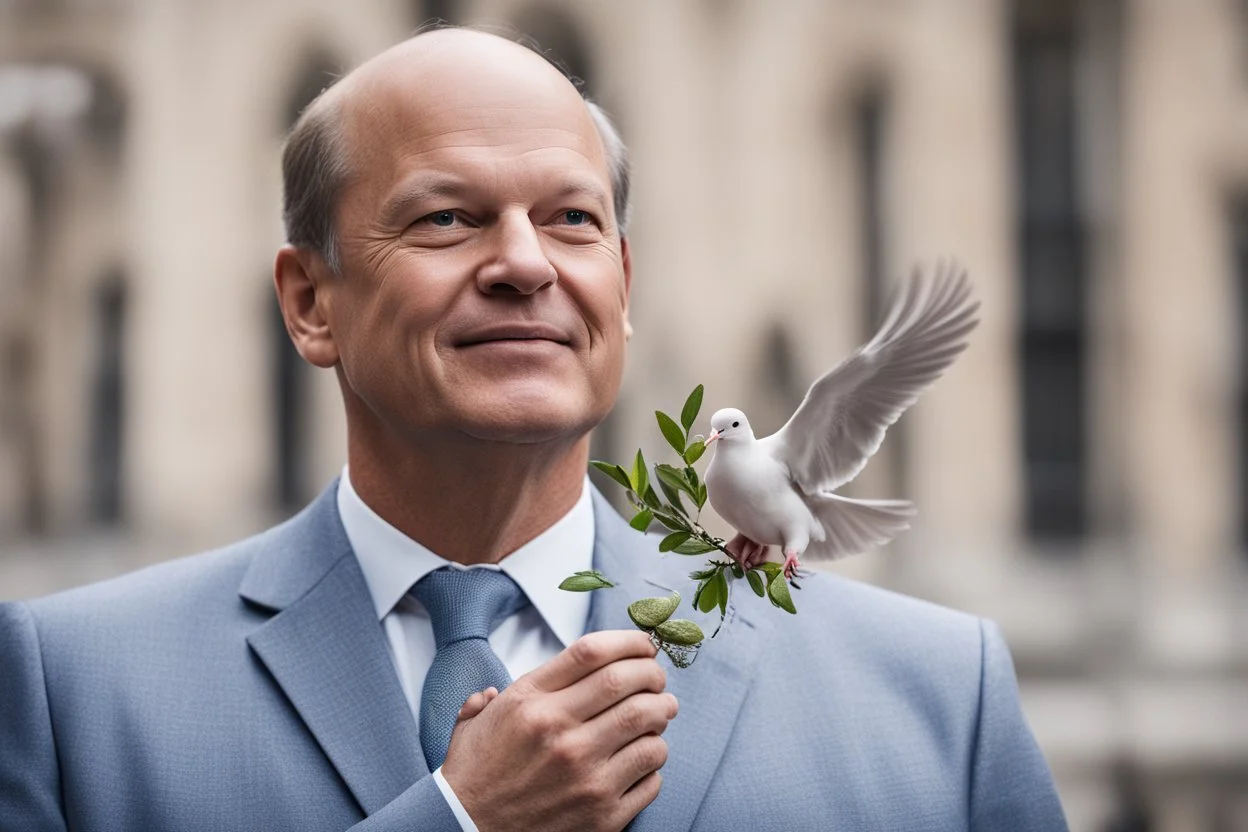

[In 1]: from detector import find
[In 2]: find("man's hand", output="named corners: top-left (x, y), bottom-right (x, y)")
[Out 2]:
top-left (440, 630), bottom-right (677, 832)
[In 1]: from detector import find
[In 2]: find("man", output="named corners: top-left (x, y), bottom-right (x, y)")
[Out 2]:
top-left (0, 27), bottom-right (1068, 831)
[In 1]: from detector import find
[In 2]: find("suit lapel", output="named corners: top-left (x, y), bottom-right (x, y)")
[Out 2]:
top-left (240, 483), bottom-right (426, 817)
top-left (589, 490), bottom-right (773, 831)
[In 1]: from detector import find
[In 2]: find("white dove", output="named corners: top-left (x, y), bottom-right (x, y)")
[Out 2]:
top-left (703, 262), bottom-right (979, 580)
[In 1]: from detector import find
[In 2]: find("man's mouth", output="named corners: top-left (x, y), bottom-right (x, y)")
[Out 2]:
top-left (455, 322), bottom-right (573, 347)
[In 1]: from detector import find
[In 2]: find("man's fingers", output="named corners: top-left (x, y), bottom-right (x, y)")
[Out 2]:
top-left (621, 770), bottom-right (663, 815)
top-left (522, 630), bottom-right (658, 693)
top-left (587, 692), bottom-right (678, 750)
top-left (611, 736), bottom-right (668, 811)
top-left (556, 658), bottom-right (669, 722)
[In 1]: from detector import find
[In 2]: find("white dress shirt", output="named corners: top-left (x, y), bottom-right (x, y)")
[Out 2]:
top-left (337, 467), bottom-right (595, 831)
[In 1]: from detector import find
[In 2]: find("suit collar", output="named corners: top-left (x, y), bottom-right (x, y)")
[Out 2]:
top-left (589, 489), bottom-right (774, 831)
top-left (238, 481), bottom-right (769, 824)
top-left (238, 480), bottom-right (348, 612)
top-left (240, 480), bottom-right (427, 816)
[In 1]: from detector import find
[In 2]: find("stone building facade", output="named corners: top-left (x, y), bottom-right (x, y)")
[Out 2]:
top-left (2, 1), bottom-right (1246, 828)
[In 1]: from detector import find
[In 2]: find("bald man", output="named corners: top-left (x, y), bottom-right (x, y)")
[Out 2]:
top-left (0, 28), bottom-right (1067, 832)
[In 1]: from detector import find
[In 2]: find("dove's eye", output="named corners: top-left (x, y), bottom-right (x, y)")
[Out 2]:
top-left (732, 421), bottom-right (740, 428)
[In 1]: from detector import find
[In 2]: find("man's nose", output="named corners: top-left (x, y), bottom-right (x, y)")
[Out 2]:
top-left (475, 212), bottom-right (558, 295)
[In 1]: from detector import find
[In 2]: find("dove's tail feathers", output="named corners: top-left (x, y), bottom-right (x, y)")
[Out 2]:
top-left (803, 492), bottom-right (916, 561)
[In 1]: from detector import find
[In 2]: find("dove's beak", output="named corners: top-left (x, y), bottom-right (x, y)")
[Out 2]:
top-left (704, 429), bottom-right (721, 446)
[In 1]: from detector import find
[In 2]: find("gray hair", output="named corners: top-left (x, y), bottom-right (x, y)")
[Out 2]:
top-left (281, 47), bottom-right (632, 275)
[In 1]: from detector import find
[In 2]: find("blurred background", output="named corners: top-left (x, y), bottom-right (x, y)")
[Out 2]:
top-left (1, 0), bottom-right (1246, 828)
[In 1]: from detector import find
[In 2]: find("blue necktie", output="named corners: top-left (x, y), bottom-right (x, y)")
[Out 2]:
top-left (410, 567), bottom-right (530, 769)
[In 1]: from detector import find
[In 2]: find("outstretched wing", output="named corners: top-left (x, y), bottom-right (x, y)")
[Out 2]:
top-left (759, 261), bottom-right (979, 494)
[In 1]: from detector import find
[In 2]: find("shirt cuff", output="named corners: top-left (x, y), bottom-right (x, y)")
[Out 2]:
top-left (432, 766), bottom-right (480, 832)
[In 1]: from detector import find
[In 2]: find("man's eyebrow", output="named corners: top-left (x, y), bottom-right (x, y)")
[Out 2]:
top-left (550, 181), bottom-right (612, 215)
top-left (378, 178), bottom-right (467, 227)
top-left (377, 177), bottom-right (613, 227)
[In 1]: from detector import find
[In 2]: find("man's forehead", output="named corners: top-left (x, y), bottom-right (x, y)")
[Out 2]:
top-left (336, 29), bottom-right (599, 157)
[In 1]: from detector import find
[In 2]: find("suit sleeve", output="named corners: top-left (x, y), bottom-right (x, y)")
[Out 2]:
top-left (0, 602), bottom-right (69, 832)
top-left (968, 618), bottom-right (1068, 832)
top-left (347, 775), bottom-right (462, 831)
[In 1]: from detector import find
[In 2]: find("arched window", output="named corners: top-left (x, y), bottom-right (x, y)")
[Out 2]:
top-left (1, 62), bottom-right (127, 533)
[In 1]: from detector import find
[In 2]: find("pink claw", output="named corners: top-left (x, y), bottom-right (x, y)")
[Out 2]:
top-left (782, 551), bottom-right (801, 581)
top-left (726, 533), bottom-right (770, 570)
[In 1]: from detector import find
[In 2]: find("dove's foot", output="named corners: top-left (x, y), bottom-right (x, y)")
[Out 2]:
top-left (726, 533), bottom-right (771, 571)
top-left (782, 551), bottom-right (802, 581)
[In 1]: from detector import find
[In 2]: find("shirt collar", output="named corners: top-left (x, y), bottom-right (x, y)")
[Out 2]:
top-left (338, 466), bottom-right (594, 649)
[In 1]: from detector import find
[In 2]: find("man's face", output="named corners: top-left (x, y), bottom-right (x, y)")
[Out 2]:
top-left (321, 34), bottom-right (631, 447)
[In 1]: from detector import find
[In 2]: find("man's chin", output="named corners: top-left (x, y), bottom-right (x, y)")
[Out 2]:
top-left (449, 389), bottom-right (608, 446)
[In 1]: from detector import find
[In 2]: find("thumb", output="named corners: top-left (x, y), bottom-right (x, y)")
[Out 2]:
top-left (455, 687), bottom-right (500, 723)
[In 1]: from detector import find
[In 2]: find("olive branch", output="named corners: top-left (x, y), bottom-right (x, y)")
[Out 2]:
top-left (560, 385), bottom-right (799, 667)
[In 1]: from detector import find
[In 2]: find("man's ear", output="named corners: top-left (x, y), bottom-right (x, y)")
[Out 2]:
top-left (621, 236), bottom-right (633, 341)
top-left (273, 244), bottom-right (340, 369)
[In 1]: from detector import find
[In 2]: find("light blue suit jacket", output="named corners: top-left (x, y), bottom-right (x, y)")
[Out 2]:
top-left (0, 482), bottom-right (1067, 830)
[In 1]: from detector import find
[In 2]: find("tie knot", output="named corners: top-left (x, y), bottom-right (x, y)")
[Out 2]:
top-left (410, 568), bottom-right (529, 648)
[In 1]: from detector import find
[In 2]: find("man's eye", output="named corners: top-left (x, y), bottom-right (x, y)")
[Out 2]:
top-left (428, 211), bottom-right (456, 227)
top-left (563, 210), bottom-right (590, 226)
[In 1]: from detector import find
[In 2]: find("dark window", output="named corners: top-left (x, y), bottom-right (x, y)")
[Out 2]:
top-left (854, 86), bottom-right (886, 329)
top-left (271, 51), bottom-right (342, 511)
top-left (514, 8), bottom-right (596, 94)
top-left (1231, 198), bottom-right (1248, 550)
top-left (88, 273), bottom-right (126, 524)
top-left (852, 84), bottom-right (907, 497)
top-left (1014, 0), bottom-right (1088, 539)
top-left (417, 0), bottom-right (462, 27)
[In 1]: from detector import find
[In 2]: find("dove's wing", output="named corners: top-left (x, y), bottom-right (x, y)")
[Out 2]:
top-left (759, 262), bottom-right (979, 494)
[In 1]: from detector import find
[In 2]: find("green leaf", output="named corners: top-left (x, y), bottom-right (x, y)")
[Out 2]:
top-left (655, 464), bottom-right (696, 499)
top-left (696, 482), bottom-right (708, 509)
top-left (730, 562), bottom-right (744, 579)
top-left (682, 440), bottom-right (706, 466)
top-left (714, 569), bottom-right (729, 616)
top-left (631, 449), bottom-right (649, 497)
top-left (655, 618), bottom-right (704, 646)
top-left (559, 573), bottom-right (615, 592)
top-left (681, 384), bottom-right (704, 432)
top-left (658, 531), bottom-right (692, 552)
top-left (656, 475), bottom-right (688, 517)
top-left (697, 575), bottom-right (720, 613)
top-left (641, 484), bottom-right (662, 510)
top-left (629, 509), bottom-right (654, 531)
top-left (656, 411), bottom-right (687, 456)
top-left (673, 537), bottom-right (718, 555)
top-left (746, 570), bottom-right (766, 597)
top-left (758, 561), bottom-right (783, 577)
top-left (768, 572), bottom-right (797, 614)
top-left (651, 509), bottom-right (689, 533)
top-left (591, 460), bottom-right (633, 491)
top-left (691, 577), bottom-right (708, 608)
top-left (627, 592), bottom-right (681, 629)
top-left (689, 567), bottom-right (719, 581)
